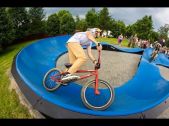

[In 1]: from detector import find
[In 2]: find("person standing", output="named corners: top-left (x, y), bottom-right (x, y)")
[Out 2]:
top-left (118, 34), bottom-right (123, 46)
top-left (132, 34), bottom-right (138, 48)
top-left (128, 35), bottom-right (133, 47)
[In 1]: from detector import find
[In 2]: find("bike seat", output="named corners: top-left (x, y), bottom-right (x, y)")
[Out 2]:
top-left (64, 63), bottom-right (72, 68)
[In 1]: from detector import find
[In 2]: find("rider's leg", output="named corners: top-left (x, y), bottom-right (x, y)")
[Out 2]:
top-left (68, 44), bottom-right (76, 64)
top-left (67, 42), bottom-right (87, 74)
top-left (64, 45), bottom-right (77, 72)
top-left (61, 42), bottom-right (87, 82)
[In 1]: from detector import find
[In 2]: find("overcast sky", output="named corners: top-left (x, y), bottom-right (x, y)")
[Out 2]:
top-left (43, 7), bottom-right (169, 31)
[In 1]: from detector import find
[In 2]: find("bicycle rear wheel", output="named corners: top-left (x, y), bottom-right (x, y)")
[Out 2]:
top-left (43, 68), bottom-right (62, 91)
top-left (81, 79), bottom-right (114, 111)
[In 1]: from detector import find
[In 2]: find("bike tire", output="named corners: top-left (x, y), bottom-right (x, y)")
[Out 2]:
top-left (43, 68), bottom-right (62, 91)
top-left (81, 79), bottom-right (115, 111)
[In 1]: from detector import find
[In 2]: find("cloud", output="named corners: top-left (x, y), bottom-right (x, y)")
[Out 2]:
top-left (43, 7), bottom-right (169, 31)
top-left (153, 8), bottom-right (169, 29)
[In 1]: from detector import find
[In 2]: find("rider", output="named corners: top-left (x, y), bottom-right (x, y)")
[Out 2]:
top-left (61, 28), bottom-right (102, 83)
top-left (151, 41), bottom-right (162, 56)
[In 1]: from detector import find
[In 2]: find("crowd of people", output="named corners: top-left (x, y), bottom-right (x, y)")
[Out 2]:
top-left (127, 34), bottom-right (151, 49)
top-left (116, 33), bottom-right (169, 56)
top-left (150, 40), bottom-right (169, 56)
top-left (127, 34), bottom-right (169, 56)
top-left (88, 29), bottom-right (169, 57)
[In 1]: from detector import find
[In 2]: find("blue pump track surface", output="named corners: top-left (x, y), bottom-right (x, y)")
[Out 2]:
top-left (12, 35), bottom-right (169, 118)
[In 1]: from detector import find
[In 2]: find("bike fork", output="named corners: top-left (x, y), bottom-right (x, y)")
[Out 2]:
top-left (95, 70), bottom-right (100, 95)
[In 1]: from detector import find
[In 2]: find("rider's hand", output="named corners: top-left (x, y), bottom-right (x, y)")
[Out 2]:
top-left (93, 60), bottom-right (97, 65)
top-left (97, 42), bottom-right (102, 51)
top-left (95, 62), bottom-right (100, 69)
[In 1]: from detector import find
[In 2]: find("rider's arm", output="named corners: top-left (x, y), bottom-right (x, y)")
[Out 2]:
top-left (86, 31), bottom-right (102, 51)
top-left (87, 46), bottom-right (97, 64)
top-left (86, 31), bottom-right (98, 44)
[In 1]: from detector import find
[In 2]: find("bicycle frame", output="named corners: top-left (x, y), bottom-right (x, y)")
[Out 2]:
top-left (76, 69), bottom-right (100, 95)
top-left (51, 50), bottom-right (101, 95)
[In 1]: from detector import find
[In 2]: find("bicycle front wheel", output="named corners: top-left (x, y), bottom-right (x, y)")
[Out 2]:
top-left (81, 79), bottom-right (115, 111)
top-left (43, 68), bottom-right (62, 91)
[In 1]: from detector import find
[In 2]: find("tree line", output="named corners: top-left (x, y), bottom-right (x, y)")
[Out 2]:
top-left (1, 7), bottom-right (169, 50)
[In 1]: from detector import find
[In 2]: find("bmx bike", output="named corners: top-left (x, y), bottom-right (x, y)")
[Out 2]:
top-left (150, 43), bottom-right (161, 62)
top-left (150, 49), bottom-right (158, 62)
top-left (43, 47), bottom-right (115, 110)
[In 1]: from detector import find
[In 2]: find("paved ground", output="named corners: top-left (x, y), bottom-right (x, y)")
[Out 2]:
top-left (158, 65), bottom-right (169, 81)
top-left (57, 49), bottom-right (169, 118)
top-left (57, 49), bottom-right (141, 87)
top-left (157, 65), bottom-right (169, 118)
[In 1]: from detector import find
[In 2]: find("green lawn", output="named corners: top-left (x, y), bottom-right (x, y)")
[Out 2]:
top-left (0, 40), bottom-right (37, 118)
top-left (96, 37), bottom-right (129, 47)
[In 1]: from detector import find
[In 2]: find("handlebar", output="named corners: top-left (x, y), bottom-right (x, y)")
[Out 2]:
top-left (98, 43), bottom-right (101, 46)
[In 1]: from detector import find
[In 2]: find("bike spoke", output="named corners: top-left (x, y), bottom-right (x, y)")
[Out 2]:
top-left (43, 69), bottom-right (61, 90)
top-left (84, 82), bottom-right (112, 107)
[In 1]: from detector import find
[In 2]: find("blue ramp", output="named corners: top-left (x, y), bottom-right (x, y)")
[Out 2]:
top-left (12, 35), bottom-right (169, 118)
top-left (155, 53), bottom-right (169, 68)
top-left (101, 42), bottom-right (144, 53)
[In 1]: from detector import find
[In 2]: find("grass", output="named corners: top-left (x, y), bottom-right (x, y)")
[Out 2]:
top-left (0, 40), bottom-right (37, 118)
top-left (96, 37), bottom-right (129, 47)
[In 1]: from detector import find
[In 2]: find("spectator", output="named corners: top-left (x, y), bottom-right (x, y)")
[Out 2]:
top-left (117, 34), bottom-right (123, 46)
top-left (128, 35), bottom-right (133, 47)
top-left (147, 40), bottom-right (150, 48)
top-left (136, 39), bottom-right (141, 47)
top-left (132, 34), bottom-right (138, 48)
top-left (141, 40), bottom-right (146, 49)
top-left (159, 38), bottom-right (166, 47)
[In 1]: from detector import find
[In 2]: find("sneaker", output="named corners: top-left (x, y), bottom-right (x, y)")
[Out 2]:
top-left (61, 74), bottom-right (80, 84)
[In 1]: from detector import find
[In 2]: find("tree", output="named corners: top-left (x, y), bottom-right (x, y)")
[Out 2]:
top-left (57, 10), bottom-right (75, 34)
top-left (85, 8), bottom-right (98, 28)
top-left (75, 15), bottom-right (80, 23)
top-left (28, 7), bottom-right (46, 35)
top-left (149, 31), bottom-right (159, 42)
top-left (8, 7), bottom-right (30, 39)
top-left (110, 19), bottom-right (126, 38)
top-left (0, 8), bottom-right (15, 50)
top-left (133, 15), bottom-right (153, 39)
top-left (98, 7), bottom-right (111, 31)
top-left (125, 25), bottom-right (135, 38)
top-left (46, 13), bottom-right (60, 36)
top-left (158, 24), bottom-right (169, 40)
top-left (158, 24), bottom-right (169, 47)
top-left (59, 12), bottom-right (75, 34)
top-left (76, 19), bottom-right (87, 31)
top-left (57, 10), bottom-right (70, 19)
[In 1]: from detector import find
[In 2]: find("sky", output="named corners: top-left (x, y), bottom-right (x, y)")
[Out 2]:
top-left (43, 7), bottom-right (169, 31)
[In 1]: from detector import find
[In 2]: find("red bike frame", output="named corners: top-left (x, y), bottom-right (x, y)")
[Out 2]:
top-left (51, 50), bottom-right (101, 95)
